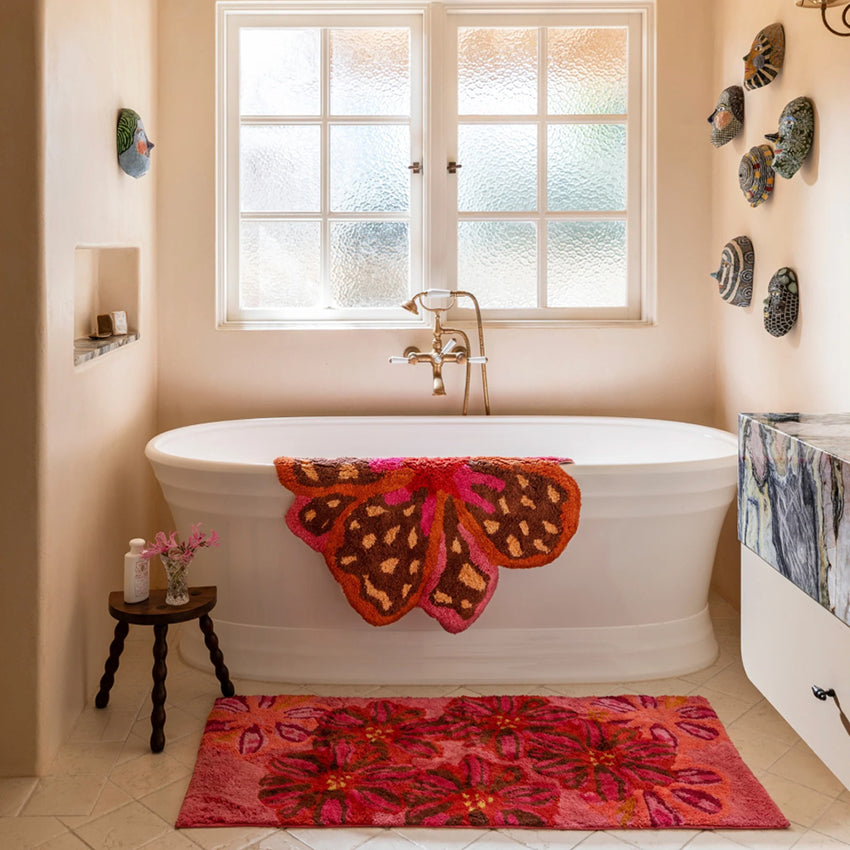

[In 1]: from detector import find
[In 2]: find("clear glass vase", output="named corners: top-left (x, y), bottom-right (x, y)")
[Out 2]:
top-left (161, 555), bottom-right (190, 606)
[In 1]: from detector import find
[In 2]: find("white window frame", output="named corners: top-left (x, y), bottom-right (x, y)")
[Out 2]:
top-left (216, 0), bottom-right (656, 330)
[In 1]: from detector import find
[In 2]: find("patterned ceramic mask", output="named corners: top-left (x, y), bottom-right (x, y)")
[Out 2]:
top-left (711, 236), bottom-right (754, 307)
top-left (708, 86), bottom-right (745, 148)
top-left (743, 23), bottom-right (785, 91)
top-left (765, 97), bottom-right (815, 179)
top-left (763, 268), bottom-right (799, 337)
top-left (117, 108), bottom-right (155, 178)
top-left (739, 144), bottom-right (775, 207)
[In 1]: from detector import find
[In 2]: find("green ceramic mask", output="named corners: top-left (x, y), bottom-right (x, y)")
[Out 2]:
top-left (117, 108), bottom-right (155, 178)
top-left (765, 97), bottom-right (814, 179)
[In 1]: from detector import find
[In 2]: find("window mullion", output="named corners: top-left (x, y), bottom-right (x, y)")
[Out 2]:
top-left (321, 27), bottom-right (331, 310)
top-left (538, 24), bottom-right (547, 310)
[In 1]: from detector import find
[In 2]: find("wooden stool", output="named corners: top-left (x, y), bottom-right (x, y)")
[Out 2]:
top-left (95, 585), bottom-right (235, 753)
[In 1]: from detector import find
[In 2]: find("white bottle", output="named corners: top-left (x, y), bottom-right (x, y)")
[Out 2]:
top-left (123, 538), bottom-right (149, 604)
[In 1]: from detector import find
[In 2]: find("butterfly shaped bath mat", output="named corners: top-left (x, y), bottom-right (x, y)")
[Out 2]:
top-left (274, 456), bottom-right (580, 633)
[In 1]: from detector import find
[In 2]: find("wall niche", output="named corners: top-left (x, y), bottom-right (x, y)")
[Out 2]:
top-left (73, 245), bottom-right (140, 365)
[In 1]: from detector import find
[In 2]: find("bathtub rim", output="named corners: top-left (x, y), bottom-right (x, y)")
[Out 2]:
top-left (145, 414), bottom-right (737, 477)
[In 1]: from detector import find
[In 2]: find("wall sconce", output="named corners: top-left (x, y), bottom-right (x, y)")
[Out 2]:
top-left (797, 0), bottom-right (850, 36)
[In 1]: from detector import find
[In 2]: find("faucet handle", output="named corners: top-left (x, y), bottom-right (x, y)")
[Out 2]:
top-left (467, 355), bottom-right (488, 364)
top-left (389, 355), bottom-right (414, 364)
top-left (440, 338), bottom-right (458, 355)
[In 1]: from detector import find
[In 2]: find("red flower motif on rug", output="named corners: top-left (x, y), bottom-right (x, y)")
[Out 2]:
top-left (273, 457), bottom-right (580, 633)
top-left (176, 694), bottom-right (789, 831)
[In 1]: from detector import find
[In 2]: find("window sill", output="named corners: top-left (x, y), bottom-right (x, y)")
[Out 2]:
top-left (215, 318), bottom-right (656, 331)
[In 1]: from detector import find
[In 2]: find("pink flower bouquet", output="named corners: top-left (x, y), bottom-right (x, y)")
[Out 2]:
top-left (141, 523), bottom-right (220, 566)
top-left (141, 524), bottom-right (219, 605)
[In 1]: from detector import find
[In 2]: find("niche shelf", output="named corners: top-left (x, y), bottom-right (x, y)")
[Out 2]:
top-left (73, 245), bottom-right (141, 366)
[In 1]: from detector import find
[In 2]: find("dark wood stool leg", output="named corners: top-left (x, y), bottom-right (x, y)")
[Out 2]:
top-left (199, 613), bottom-right (235, 697)
top-left (150, 623), bottom-right (168, 753)
top-left (95, 620), bottom-right (129, 709)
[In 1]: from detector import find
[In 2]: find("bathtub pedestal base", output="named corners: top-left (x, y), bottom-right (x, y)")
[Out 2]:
top-left (177, 605), bottom-right (717, 685)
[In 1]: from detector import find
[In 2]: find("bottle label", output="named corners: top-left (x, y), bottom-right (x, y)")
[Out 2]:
top-left (134, 560), bottom-right (149, 600)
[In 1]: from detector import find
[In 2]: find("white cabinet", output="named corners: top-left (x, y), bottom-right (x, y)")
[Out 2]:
top-left (742, 545), bottom-right (850, 790)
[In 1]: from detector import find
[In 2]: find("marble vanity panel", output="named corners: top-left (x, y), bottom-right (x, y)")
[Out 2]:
top-left (738, 412), bottom-right (850, 626)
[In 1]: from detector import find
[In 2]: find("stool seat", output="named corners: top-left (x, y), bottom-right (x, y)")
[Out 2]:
top-left (95, 585), bottom-right (234, 752)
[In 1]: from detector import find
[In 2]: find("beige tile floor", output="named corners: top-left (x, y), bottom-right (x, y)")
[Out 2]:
top-left (4, 595), bottom-right (850, 850)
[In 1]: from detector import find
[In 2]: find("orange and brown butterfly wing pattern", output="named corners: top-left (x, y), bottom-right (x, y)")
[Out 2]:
top-left (457, 458), bottom-right (581, 569)
top-left (419, 498), bottom-right (499, 633)
top-left (275, 457), bottom-right (386, 491)
top-left (275, 458), bottom-right (389, 551)
top-left (323, 485), bottom-right (440, 626)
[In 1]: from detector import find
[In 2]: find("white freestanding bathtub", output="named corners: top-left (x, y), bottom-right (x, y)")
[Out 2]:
top-left (145, 416), bottom-right (737, 684)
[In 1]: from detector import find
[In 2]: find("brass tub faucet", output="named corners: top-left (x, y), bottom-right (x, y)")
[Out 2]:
top-left (390, 289), bottom-right (491, 415)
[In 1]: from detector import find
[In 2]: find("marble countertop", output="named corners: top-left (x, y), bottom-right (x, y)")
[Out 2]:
top-left (739, 412), bottom-right (850, 626)
top-left (741, 412), bottom-right (850, 464)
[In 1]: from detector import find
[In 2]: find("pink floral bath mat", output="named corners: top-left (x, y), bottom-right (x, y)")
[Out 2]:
top-left (176, 693), bottom-right (788, 831)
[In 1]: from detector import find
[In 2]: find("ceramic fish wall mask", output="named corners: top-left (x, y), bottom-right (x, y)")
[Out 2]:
top-left (708, 86), bottom-right (745, 148)
top-left (763, 268), bottom-right (799, 337)
top-left (739, 144), bottom-right (775, 207)
top-left (711, 236), bottom-right (754, 307)
top-left (743, 23), bottom-right (785, 91)
top-left (765, 97), bottom-right (815, 179)
top-left (117, 108), bottom-right (155, 178)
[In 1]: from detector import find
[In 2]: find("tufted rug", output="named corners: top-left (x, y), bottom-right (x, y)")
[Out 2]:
top-left (176, 693), bottom-right (788, 831)
top-left (273, 456), bottom-right (581, 633)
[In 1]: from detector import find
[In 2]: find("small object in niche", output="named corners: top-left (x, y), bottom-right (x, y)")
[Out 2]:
top-left (765, 97), bottom-right (815, 179)
top-left (96, 313), bottom-right (114, 336)
top-left (739, 144), bottom-right (776, 207)
top-left (743, 23), bottom-right (785, 90)
top-left (708, 86), bottom-right (745, 147)
top-left (110, 310), bottom-right (128, 335)
top-left (117, 108), bottom-right (155, 178)
top-left (763, 267), bottom-right (799, 337)
top-left (710, 236), bottom-right (754, 307)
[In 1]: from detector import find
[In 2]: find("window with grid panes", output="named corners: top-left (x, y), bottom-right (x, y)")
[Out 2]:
top-left (217, 3), bottom-right (654, 327)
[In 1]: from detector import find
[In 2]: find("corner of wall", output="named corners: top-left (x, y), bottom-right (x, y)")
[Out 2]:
top-left (0, 0), bottom-right (46, 776)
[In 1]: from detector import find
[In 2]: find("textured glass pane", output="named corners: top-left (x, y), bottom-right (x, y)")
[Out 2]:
top-left (330, 29), bottom-right (410, 116)
top-left (457, 221), bottom-right (537, 307)
top-left (240, 221), bottom-right (321, 309)
top-left (458, 28), bottom-right (537, 115)
top-left (548, 27), bottom-right (628, 115)
top-left (240, 29), bottom-right (320, 116)
top-left (458, 125), bottom-right (537, 212)
top-left (241, 125), bottom-right (321, 213)
top-left (548, 124), bottom-right (626, 211)
top-left (330, 126), bottom-right (409, 212)
top-left (330, 222), bottom-right (409, 307)
top-left (547, 221), bottom-right (627, 307)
